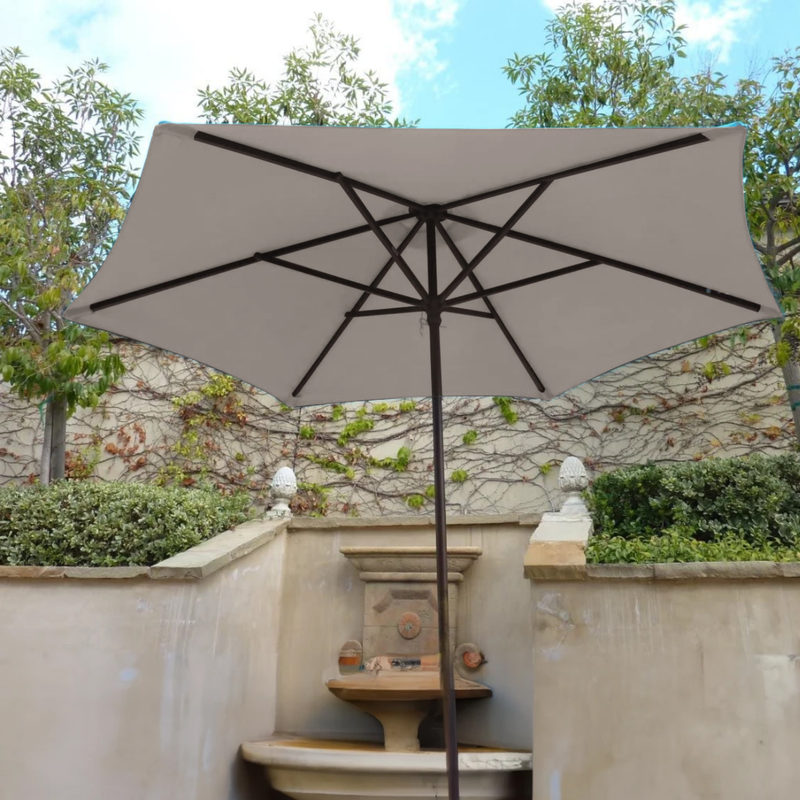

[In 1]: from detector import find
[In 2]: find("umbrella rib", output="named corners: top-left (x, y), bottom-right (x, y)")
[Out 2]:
top-left (254, 254), bottom-right (420, 306)
top-left (346, 306), bottom-right (423, 318)
top-left (445, 213), bottom-right (762, 313)
top-left (444, 260), bottom-right (600, 306)
top-left (291, 219), bottom-right (425, 398)
top-left (87, 213), bottom-right (416, 313)
top-left (441, 306), bottom-right (494, 319)
top-left (193, 130), bottom-right (426, 211)
top-left (338, 176), bottom-right (429, 300)
top-left (269, 212), bottom-right (416, 258)
top-left (442, 132), bottom-right (709, 210)
top-left (438, 182), bottom-right (551, 303)
top-left (89, 256), bottom-right (260, 312)
top-left (436, 221), bottom-right (546, 393)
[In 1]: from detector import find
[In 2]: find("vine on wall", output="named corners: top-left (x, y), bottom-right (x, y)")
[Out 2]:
top-left (0, 325), bottom-right (795, 516)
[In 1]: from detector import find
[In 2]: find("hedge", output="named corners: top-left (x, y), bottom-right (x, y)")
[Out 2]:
top-left (585, 454), bottom-right (800, 563)
top-left (0, 481), bottom-right (254, 567)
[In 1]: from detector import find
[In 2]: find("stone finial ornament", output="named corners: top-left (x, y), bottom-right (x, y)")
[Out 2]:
top-left (267, 466), bottom-right (296, 518)
top-left (558, 456), bottom-right (589, 517)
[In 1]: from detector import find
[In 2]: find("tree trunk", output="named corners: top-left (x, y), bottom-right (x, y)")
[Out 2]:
top-left (40, 401), bottom-right (53, 486)
top-left (772, 322), bottom-right (800, 444)
top-left (50, 396), bottom-right (67, 481)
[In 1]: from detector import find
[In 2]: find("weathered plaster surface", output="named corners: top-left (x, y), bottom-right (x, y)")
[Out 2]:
top-left (529, 577), bottom-right (800, 799)
top-left (0, 523), bottom-right (288, 800)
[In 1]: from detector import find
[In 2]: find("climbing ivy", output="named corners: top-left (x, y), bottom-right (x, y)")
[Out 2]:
top-left (492, 396), bottom-right (518, 425)
top-left (1, 324), bottom-right (794, 518)
top-left (337, 417), bottom-right (375, 447)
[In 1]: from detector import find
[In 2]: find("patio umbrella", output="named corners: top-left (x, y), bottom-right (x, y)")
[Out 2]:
top-left (65, 123), bottom-right (781, 799)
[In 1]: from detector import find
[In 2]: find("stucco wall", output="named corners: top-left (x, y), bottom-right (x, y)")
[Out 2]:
top-left (531, 576), bottom-right (800, 800)
top-left (0, 528), bottom-right (288, 800)
top-left (275, 518), bottom-right (535, 750)
top-left (6, 512), bottom-right (799, 800)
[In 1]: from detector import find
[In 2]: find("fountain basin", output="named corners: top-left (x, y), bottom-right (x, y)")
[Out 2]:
top-left (241, 739), bottom-right (532, 800)
top-left (327, 670), bottom-right (493, 702)
top-left (327, 670), bottom-right (492, 752)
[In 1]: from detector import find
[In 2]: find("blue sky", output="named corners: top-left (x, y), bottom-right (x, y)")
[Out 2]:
top-left (3, 0), bottom-right (799, 149)
top-left (400, 0), bottom-right (800, 128)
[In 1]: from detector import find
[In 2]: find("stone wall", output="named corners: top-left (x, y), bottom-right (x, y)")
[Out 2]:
top-left (1, 508), bottom-right (798, 800)
top-left (520, 470), bottom-right (800, 800)
top-left (0, 323), bottom-right (795, 516)
top-left (0, 514), bottom-right (536, 800)
top-left (528, 569), bottom-right (800, 800)
top-left (0, 520), bottom-right (288, 800)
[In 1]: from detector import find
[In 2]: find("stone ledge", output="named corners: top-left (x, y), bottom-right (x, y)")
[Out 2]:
top-left (653, 561), bottom-right (785, 581)
top-left (523, 541), bottom-right (586, 581)
top-left (526, 560), bottom-right (800, 581)
top-left (586, 564), bottom-right (656, 580)
top-left (150, 517), bottom-right (288, 579)
top-left (0, 517), bottom-right (288, 582)
top-left (0, 565), bottom-right (149, 580)
top-left (289, 513), bottom-right (540, 529)
top-left (780, 562), bottom-right (800, 577)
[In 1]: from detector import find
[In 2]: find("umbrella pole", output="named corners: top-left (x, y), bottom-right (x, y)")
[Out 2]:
top-left (426, 220), bottom-right (460, 800)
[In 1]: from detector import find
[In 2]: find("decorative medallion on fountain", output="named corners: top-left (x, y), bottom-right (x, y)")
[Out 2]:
top-left (398, 612), bottom-right (422, 639)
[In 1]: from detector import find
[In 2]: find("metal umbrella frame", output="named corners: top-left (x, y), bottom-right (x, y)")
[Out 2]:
top-left (70, 126), bottom-right (773, 800)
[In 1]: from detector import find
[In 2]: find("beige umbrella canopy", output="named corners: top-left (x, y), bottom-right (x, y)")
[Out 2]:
top-left (65, 123), bottom-right (780, 799)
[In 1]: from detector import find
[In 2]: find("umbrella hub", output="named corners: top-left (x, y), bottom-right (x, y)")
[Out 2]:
top-left (412, 204), bottom-right (447, 223)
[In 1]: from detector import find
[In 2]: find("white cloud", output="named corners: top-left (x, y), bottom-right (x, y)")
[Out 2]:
top-left (539, 0), bottom-right (764, 63)
top-left (674, 0), bottom-right (766, 62)
top-left (3, 0), bottom-right (459, 149)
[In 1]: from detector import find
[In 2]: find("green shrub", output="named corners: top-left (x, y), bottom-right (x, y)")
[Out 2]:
top-left (586, 454), bottom-right (800, 563)
top-left (587, 531), bottom-right (800, 564)
top-left (0, 481), bottom-right (254, 567)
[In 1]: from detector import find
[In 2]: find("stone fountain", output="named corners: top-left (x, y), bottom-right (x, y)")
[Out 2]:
top-left (242, 472), bottom-right (532, 798)
top-left (326, 545), bottom-right (492, 754)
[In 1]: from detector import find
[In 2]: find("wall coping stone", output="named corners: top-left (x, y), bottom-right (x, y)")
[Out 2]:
top-left (0, 565), bottom-right (151, 580)
top-left (0, 517), bottom-right (288, 582)
top-left (289, 513), bottom-right (540, 530)
top-left (526, 560), bottom-right (800, 582)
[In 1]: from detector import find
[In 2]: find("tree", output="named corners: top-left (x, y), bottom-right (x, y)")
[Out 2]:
top-left (198, 13), bottom-right (416, 127)
top-left (0, 48), bottom-right (141, 482)
top-left (504, 0), bottom-right (800, 439)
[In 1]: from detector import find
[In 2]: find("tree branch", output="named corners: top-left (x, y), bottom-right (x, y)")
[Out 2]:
top-left (776, 235), bottom-right (800, 255)
top-left (0, 297), bottom-right (44, 346)
top-left (753, 241), bottom-right (768, 255)
top-left (778, 243), bottom-right (800, 267)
